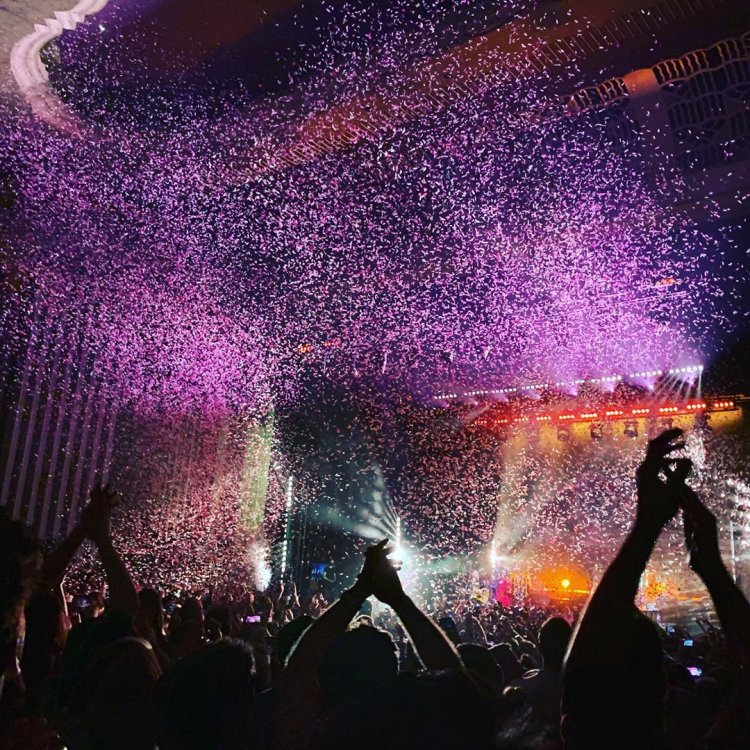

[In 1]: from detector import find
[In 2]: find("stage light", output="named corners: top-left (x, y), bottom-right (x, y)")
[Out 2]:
top-left (655, 277), bottom-right (677, 287)
top-left (580, 412), bottom-right (598, 419)
top-left (624, 420), bottom-right (639, 438)
top-left (390, 517), bottom-right (407, 564)
top-left (436, 364), bottom-right (703, 401)
top-left (712, 400), bottom-right (735, 410)
top-left (628, 369), bottom-right (663, 378)
top-left (590, 423), bottom-right (604, 440)
top-left (668, 364), bottom-right (703, 375)
top-left (281, 475), bottom-right (295, 577)
top-left (561, 579), bottom-right (571, 590)
top-left (391, 544), bottom-right (407, 563)
top-left (557, 426), bottom-right (571, 442)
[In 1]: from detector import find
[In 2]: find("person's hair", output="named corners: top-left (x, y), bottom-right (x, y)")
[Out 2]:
top-left (490, 642), bottom-right (523, 682)
top-left (564, 608), bottom-right (667, 744)
top-left (624, 611), bottom-right (667, 699)
top-left (204, 617), bottom-right (222, 641)
top-left (497, 685), bottom-right (546, 750)
top-left (180, 597), bottom-right (203, 622)
top-left (205, 605), bottom-right (231, 637)
top-left (538, 616), bottom-right (572, 670)
top-left (353, 670), bottom-right (495, 750)
top-left (0, 511), bottom-right (40, 694)
top-left (21, 591), bottom-right (67, 708)
top-left (458, 643), bottom-right (504, 695)
top-left (437, 615), bottom-right (462, 645)
top-left (76, 637), bottom-right (162, 750)
top-left (274, 615), bottom-right (313, 666)
top-left (0, 511), bottom-right (40, 637)
top-left (138, 588), bottom-right (165, 634)
top-left (154, 639), bottom-right (255, 750)
top-left (318, 624), bottom-right (398, 709)
top-left (502, 684), bottom-right (530, 712)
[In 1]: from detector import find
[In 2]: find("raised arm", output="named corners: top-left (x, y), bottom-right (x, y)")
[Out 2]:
top-left (680, 484), bottom-right (750, 670)
top-left (564, 430), bottom-right (687, 676)
top-left (85, 486), bottom-right (139, 618)
top-left (284, 542), bottom-right (382, 680)
top-left (561, 430), bottom-right (687, 748)
top-left (273, 544), bottom-right (382, 749)
top-left (570, 429), bottom-right (686, 639)
top-left (289, 580), bottom-right (302, 615)
top-left (39, 521), bottom-right (89, 591)
top-left (369, 542), bottom-right (464, 672)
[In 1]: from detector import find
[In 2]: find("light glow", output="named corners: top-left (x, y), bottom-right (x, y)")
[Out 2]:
top-left (434, 365), bottom-right (702, 401)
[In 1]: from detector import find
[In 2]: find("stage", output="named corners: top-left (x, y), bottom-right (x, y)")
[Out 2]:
top-left (277, 374), bottom-right (750, 627)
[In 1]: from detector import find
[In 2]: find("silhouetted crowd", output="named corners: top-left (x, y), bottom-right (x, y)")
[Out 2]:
top-left (1, 429), bottom-right (749, 749)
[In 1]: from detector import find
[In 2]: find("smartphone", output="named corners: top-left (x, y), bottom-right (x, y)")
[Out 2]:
top-left (687, 666), bottom-right (702, 677)
top-left (683, 639), bottom-right (694, 647)
top-left (665, 625), bottom-right (675, 634)
top-left (245, 615), bottom-right (261, 624)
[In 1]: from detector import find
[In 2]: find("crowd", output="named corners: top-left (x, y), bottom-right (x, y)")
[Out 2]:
top-left (1, 428), bottom-right (749, 749)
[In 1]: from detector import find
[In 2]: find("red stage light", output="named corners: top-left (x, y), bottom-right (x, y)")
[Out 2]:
top-left (712, 400), bottom-right (735, 409)
top-left (470, 396), bottom-right (739, 435)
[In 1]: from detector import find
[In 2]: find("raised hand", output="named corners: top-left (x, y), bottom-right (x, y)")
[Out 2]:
top-left (82, 484), bottom-right (120, 543)
top-left (635, 428), bottom-right (689, 532)
top-left (364, 540), bottom-right (405, 607)
top-left (679, 484), bottom-right (722, 578)
top-left (356, 538), bottom-right (388, 591)
top-left (677, 470), bottom-right (750, 691)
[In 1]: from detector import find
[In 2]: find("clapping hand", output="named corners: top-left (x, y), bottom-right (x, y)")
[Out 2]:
top-left (81, 484), bottom-right (120, 543)
top-left (635, 429), bottom-right (690, 532)
top-left (358, 539), bottom-right (405, 607)
top-left (679, 483), bottom-right (722, 578)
